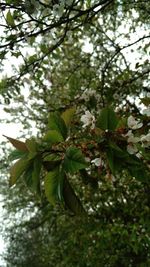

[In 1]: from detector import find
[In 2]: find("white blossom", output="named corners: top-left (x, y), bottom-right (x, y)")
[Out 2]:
top-left (143, 106), bottom-right (150, 117)
top-left (127, 134), bottom-right (140, 144)
top-left (81, 111), bottom-right (95, 129)
top-left (125, 130), bottom-right (132, 137)
top-left (127, 144), bottom-right (138, 154)
top-left (141, 132), bottom-right (150, 147)
top-left (127, 115), bottom-right (143, 130)
top-left (91, 158), bottom-right (103, 167)
top-left (136, 152), bottom-right (142, 159)
top-left (125, 130), bottom-right (140, 143)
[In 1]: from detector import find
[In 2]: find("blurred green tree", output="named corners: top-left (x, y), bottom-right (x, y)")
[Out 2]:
top-left (0, 0), bottom-right (150, 266)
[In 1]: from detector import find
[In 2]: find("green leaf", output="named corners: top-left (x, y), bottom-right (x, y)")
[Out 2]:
top-left (109, 142), bottom-right (122, 152)
top-left (25, 138), bottom-right (38, 152)
top-left (6, 11), bottom-right (15, 27)
top-left (8, 149), bottom-right (28, 161)
top-left (63, 147), bottom-right (88, 174)
top-left (28, 54), bottom-right (37, 64)
top-left (26, 138), bottom-right (38, 159)
top-left (40, 44), bottom-right (48, 53)
top-left (116, 117), bottom-right (127, 129)
top-left (43, 153), bottom-right (61, 162)
top-left (43, 130), bottom-right (64, 144)
top-left (97, 107), bottom-right (118, 131)
top-left (109, 142), bottom-right (128, 158)
top-left (63, 175), bottom-right (86, 215)
top-left (61, 108), bottom-right (75, 127)
top-left (128, 165), bottom-right (150, 182)
top-left (44, 169), bottom-right (63, 205)
top-left (10, 158), bottom-right (30, 186)
top-left (86, 0), bottom-right (91, 8)
top-left (24, 0), bottom-right (36, 15)
top-left (32, 157), bottom-right (42, 195)
top-left (106, 144), bottom-right (128, 174)
top-left (43, 154), bottom-right (62, 172)
top-left (4, 135), bottom-right (28, 152)
top-left (126, 155), bottom-right (142, 166)
top-left (23, 165), bottom-right (34, 189)
top-left (48, 112), bottom-right (68, 140)
top-left (140, 97), bottom-right (150, 107)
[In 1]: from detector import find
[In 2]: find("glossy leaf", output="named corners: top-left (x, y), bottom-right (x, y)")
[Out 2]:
top-left (61, 107), bottom-right (75, 127)
top-left (10, 158), bottom-right (30, 186)
top-left (97, 107), bottom-right (118, 131)
top-left (43, 161), bottom-right (62, 172)
top-left (109, 142), bottom-right (128, 158)
top-left (4, 135), bottom-right (28, 152)
top-left (25, 138), bottom-right (38, 152)
top-left (23, 165), bottom-right (34, 189)
top-left (26, 138), bottom-right (38, 159)
top-left (32, 157), bottom-right (42, 195)
top-left (8, 149), bottom-right (28, 161)
top-left (43, 130), bottom-right (64, 143)
top-left (43, 153), bottom-right (61, 162)
top-left (22, 156), bottom-right (42, 195)
top-left (126, 155), bottom-right (142, 166)
top-left (48, 112), bottom-right (67, 140)
top-left (63, 147), bottom-right (88, 173)
top-left (44, 168), bottom-right (63, 205)
top-left (63, 175), bottom-right (86, 215)
top-left (43, 154), bottom-right (62, 172)
top-left (106, 145), bottom-right (128, 174)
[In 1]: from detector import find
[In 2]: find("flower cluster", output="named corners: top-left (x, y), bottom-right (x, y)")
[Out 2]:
top-left (126, 130), bottom-right (139, 155)
top-left (81, 109), bottom-right (150, 175)
top-left (80, 88), bottom-right (96, 102)
top-left (125, 115), bottom-right (150, 154)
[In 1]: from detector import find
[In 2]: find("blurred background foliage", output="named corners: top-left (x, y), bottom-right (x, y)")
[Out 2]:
top-left (0, 0), bottom-right (150, 266)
